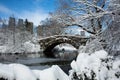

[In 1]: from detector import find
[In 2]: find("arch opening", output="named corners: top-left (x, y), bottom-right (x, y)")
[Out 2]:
top-left (43, 42), bottom-right (78, 59)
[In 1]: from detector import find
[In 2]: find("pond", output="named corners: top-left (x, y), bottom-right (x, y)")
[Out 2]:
top-left (1, 44), bottom-right (78, 74)
top-left (16, 57), bottom-right (72, 74)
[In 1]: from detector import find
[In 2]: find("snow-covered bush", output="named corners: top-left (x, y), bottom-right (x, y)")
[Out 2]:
top-left (69, 50), bottom-right (120, 80)
top-left (23, 41), bottom-right (40, 53)
top-left (0, 46), bottom-right (7, 53)
top-left (78, 39), bottom-right (103, 54)
top-left (101, 19), bottom-right (120, 57)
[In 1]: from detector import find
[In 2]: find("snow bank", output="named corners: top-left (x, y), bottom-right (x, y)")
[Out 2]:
top-left (0, 63), bottom-right (69, 80)
top-left (33, 65), bottom-right (69, 80)
top-left (70, 50), bottom-right (120, 80)
top-left (9, 64), bottom-right (37, 80)
top-left (0, 50), bottom-right (120, 80)
top-left (0, 64), bottom-right (14, 80)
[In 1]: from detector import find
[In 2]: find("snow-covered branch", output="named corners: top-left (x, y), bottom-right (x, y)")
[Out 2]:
top-left (74, 0), bottom-right (106, 12)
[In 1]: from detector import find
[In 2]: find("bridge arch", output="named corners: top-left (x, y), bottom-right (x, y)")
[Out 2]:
top-left (39, 35), bottom-right (88, 57)
top-left (43, 38), bottom-right (78, 57)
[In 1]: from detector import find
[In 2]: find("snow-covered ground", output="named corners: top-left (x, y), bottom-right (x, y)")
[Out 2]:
top-left (0, 50), bottom-right (119, 80)
top-left (0, 40), bottom-right (41, 54)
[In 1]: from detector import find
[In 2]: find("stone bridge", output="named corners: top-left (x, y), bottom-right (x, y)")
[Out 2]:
top-left (39, 35), bottom-right (88, 57)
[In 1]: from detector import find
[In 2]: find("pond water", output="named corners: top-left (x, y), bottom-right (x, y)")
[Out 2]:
top-left (16, 57), bottom-right (72, 74)
top-left (1, 45), bottom-right (78, 74)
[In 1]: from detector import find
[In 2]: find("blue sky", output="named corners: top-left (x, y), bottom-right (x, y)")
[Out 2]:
top-left (0, 0), bottom-right (83, 34)
top-left (0, 0), bottom-right (57, 25)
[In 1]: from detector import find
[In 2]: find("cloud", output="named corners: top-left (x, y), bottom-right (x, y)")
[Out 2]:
top-left (0, 4), bottom-right (13, 14)
top-left (18, 10), bottom-right (48, 26)
top-left (0, 4), bottom-right (48, 26)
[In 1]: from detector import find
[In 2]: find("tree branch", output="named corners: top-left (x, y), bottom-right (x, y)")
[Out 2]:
top-left (65, 23), bottom-right (96, 35)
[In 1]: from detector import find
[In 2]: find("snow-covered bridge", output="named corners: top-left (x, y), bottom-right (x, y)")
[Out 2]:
top-left (39, 35), bottom-right (88, 57)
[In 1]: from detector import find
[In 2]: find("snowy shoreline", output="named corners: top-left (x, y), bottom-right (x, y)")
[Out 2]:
top-left (0, 50), bottom-right (120, 80)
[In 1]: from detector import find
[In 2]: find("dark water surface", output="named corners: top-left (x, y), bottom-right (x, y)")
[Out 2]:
top-left (1, 48), bottom-right (77, 74)
top-left (15, 57), bottom-right (72, 74)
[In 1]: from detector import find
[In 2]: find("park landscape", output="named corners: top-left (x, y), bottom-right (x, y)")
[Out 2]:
top-left (0, 0), bottom-right (120, 80)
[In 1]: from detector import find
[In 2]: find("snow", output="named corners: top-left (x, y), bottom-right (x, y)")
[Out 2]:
top-left (33, 65), bottom-right (69, 80)
top-left (69, 50), bottom-right (120, 80)
top-left (101, 16), bottom-right (120, 57)
top-left (0, 50), bottom-right (120, 80)
top-left (55, 43), bottom-right (77, 51)
top-left (0, 46), bottom-right (7, 53)
top-left (9, 64), bottom-right (37, 80)
top-left (0, 64), bottom-right (14, 80)
top-left (23, 41), bottom-right (40, 53)
top-left (0, 39), bottom-right (41, 54)
top-left (78, 39), bottom-right (103, 54)
top-left (56, 46), bottom-right (77, 51)
top-left (113, 60), bottom-right (120, 69)
top-left (0, 29), bottom-right (41, 54)
top-left (0, 63), bottom-right (69, 80)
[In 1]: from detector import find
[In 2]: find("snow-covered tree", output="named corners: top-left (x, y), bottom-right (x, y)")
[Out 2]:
top-left (0, 17), bottom-right (41, 54)
top-left (52, 0), bottom-right (118, 37)
top-left (99, 0), bottom-right (120, 56)
top-left (39, 17), bottom-right (64, 37)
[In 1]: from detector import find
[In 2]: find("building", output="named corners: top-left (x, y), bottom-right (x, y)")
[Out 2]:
top-left (8, 17), bottom-right (16, 30)
top-left (17, 19), bottom-right (24, 30)
top-left (25, 19), bottom-right (33, 34)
